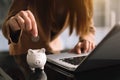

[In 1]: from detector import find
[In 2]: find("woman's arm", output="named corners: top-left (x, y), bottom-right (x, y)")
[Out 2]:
top-left (80, 19), bottom-right (96, 43)
top-left (71, 19), bottom-right (96, 54)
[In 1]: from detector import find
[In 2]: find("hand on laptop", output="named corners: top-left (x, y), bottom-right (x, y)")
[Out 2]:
top-left (70, 40), bottom-right (95, 54)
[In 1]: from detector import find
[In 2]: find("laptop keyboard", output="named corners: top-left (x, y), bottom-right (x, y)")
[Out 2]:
top-left (59, 56), bottom-right (86, 65)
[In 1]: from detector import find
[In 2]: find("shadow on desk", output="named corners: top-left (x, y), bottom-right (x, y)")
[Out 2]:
top-left (45, 62), bottom-right (120, 80)
top-left (0, 51), bottom-right (24, 80)
top-left (1, 51), bottom-right (120, 80)
top-left (0, 51), bottom-right (48, 80)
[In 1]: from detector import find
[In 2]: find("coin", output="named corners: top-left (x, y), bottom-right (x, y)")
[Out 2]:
top-left (31, 36), bottom-right (40, 42)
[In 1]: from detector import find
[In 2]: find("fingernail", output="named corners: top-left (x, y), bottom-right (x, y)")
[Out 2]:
top-left (34, 32), bottom-right (38, 37)
top-left (35, 34), bottom-right (38, 37)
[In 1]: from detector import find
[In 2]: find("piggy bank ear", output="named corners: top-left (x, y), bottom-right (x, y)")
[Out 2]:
top-left (28, 49), bottom-right (33, 55)
top-left (41, 48), bottom-right (46, 53)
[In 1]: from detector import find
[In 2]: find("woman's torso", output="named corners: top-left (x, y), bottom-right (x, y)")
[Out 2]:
top-left (9, 0), bottom-right (70, 55)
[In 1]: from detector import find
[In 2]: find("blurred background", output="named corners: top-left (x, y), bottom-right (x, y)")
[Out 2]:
top-left (0, 0), bottom-right (120, 52)
top-left (0, 0), bottom-right (11, 52)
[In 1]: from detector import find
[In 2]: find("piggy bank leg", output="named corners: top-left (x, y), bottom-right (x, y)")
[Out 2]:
top-left (30, 67), bottom-right (35, 72)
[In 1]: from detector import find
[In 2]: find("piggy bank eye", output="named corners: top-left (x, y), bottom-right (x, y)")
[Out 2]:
top-left (37, 50), bottom-right (41, 53)
top-left (37, 48), bottom-right (46, 53)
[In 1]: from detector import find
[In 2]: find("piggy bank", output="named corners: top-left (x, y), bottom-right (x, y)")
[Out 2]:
top-left (27, 48), bottom-right (47, 71)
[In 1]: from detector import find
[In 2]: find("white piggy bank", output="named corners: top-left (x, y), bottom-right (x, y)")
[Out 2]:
top-left (27, 48), bottom-right (47, 71)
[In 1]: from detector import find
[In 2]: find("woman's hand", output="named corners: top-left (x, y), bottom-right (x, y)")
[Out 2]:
top-left (7, 10), bottom-right (38, 37)
top-left (70, 40), bottom-right (95, 54)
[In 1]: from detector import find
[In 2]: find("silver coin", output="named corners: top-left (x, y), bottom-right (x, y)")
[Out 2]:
top-left (31, 36), bottom-right (40, 42)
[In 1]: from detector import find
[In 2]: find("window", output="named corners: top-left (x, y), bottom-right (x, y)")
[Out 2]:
top-left (94, 0), bottom-right (120, 27)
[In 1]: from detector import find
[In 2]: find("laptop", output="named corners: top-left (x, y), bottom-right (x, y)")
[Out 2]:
top-left (47, 24), bottom-right (120, 72)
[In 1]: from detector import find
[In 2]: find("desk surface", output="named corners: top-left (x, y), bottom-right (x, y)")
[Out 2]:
top-left (45, 62), bottom-right (120, 80)
top-left (1, 51), bottom-right (120, 80)
top-left (0, 51), bottom-right (48, 80)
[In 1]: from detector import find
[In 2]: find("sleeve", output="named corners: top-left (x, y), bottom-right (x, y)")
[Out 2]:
top-left (2, 0), bottom-right (28, 44)
top-left (79, 19), bottom-right (96, 43)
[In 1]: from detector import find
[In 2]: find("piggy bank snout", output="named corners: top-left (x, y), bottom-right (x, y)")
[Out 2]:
top-left (35, 60), bottom-right (41, 65)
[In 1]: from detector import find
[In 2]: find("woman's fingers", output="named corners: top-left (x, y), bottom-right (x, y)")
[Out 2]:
top-left (70, 42), bottom-right (82, 54)
top-left (84, 41), bottom-right (92, 53)
top-left (27, 10), bottom-right (38, 37)
top-left (15, 14), bottom-right (25, 30)
top-left (76, 43), bottom-right (82, 54)
top-left (8, 10), bottom-right (38, 37)
top-left (82, 40), bottom-right (95, 53)
top-left (8, 17), bottom-right (20, 31)
top-left (19, 10), bottom-right (32, 31)
top-left (71, 40), bottom-right (95, 54)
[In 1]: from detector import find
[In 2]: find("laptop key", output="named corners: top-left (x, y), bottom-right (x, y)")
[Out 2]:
top-left (60, 56), bottom-right (86, 65)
